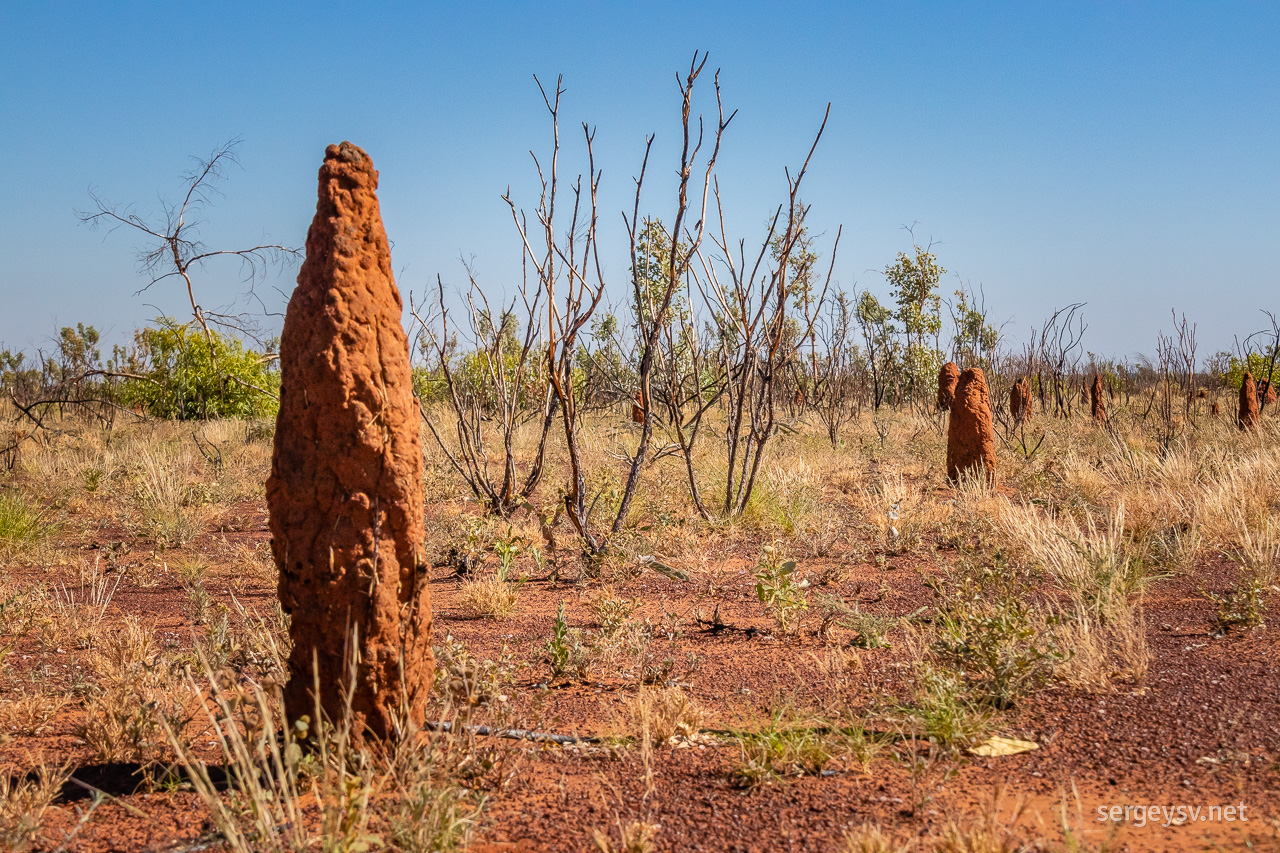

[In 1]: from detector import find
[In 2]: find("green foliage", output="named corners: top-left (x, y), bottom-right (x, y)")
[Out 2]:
top-left (950, 289), bottom-right (999, 368)
top-left (901, 663), bottom-right (993, 747)
top-left (545, 601), bottom-right (588, 681)
top-left (491, 525), bottom-right (528, 583)
top-left (0, 494), bottom-right (47, 549)
top-left (754, 546), bottom-right (808, 633)
top-left (1218, 351), bottom-right (1279, 391)
top-left (1210, 575), bottom-right (1267, 633)
top-left (929, 564), bottom-right (1064, 709)
top-left (632, 218), bottom-right (690, 334)
top-left (1209, 559), bottom-right (1269, 634)
top-left (885, 245), bottom-right (944, 345)
top-left (854, 291), bottom-right (898, 408)
top-left (813, 593), bottom-right (892, 648)
top-left (114, 320), bottom-right (277, 420)
top-left (884, 245), bottom-right (945, 398)
top-left (734, 726), bottom-right (833, 788)
top-left (2, 323), bottom-right (105, 401)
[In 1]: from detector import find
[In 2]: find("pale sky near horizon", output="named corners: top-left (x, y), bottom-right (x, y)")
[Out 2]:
top-left (1, 2), bottom-right (1276, 364)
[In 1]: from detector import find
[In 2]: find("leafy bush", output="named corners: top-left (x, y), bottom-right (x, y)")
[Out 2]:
top-left (754, 546), bottom-right (809, 634)
top-left (1218, 351), bottom-right (1279, 391)
top-left (114, 320), bottom-right (278, 419)
top-left (929, 564), bottom-right (1064, 709)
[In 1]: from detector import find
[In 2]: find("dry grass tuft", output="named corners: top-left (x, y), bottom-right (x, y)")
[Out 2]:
top-left (456, 576), bottom-right (520, 618)
top-left (0, 762), bottom-right (72, 853)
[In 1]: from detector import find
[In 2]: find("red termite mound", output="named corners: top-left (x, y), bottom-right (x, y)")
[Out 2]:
top-left (1238, 372), bottom-right (1261, 431)
top-left (631, 391), bottom-right (646, 424)
top-left (946, 368), bottom-right (996, 485)
top-left (1211, 400), bottom-right (1221, 418)
top-left (266, 142), bottom-right (433, 740)
top-left (937, 362), bottom-right (960, 411)
top-left (1091, 374), bottom-right (1106, 423)
top-left (1010, 377), bottom-right (1032, 425)
top-left (1261, 379), bottom-right (1277, 406)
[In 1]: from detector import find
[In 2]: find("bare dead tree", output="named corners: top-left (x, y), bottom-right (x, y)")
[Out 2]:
top-left (699, 106), bottom-right (835, 516)
top-left (410, 264), bottom-right (556, 517)
top-left (77, 139), bottom-right (299, 347)
top-left (1238, 310), bottom-right (1280, 416)
top-left (504, 75), bottom-right (610, 552)
top-left (651, 269), bottom-right (729, 521)
top-left (809, 285), bottom-right (858, 448)
top-left (611, 53), bottom-right (734, 535)
top-left (1028, 304), bottom-right (1087, 419)
top-left (1150, 310), bottom-right (1198, 452)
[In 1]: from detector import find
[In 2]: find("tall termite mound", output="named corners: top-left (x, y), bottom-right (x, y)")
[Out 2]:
top-left (267, 142), bottom-right (432, 740)
top-left (1261, 379), bottom-right (1277, 406)
top-left (1238, 372), bottom-right (1261, 431)
top-left (946, 368), bottom-right (996, 484)
top-left (1010, 377), bottom-right (1032, 425)
top-left (1091, 374), bottom-right (1106, 423)
top-left (937, 362), bottom-right (960, 411)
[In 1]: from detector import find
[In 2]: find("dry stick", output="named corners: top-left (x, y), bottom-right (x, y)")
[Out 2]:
top-left (425, 720), bottom-right (600, 745)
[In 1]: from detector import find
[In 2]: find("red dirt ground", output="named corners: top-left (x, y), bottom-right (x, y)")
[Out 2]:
top-left (2, 495), bottom-right (1277, 852)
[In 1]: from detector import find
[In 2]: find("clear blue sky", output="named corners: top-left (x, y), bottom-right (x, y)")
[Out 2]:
top-left (1, 1), bottom-right (1276, 362)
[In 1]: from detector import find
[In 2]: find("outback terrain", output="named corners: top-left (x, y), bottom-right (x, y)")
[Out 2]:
top-left (1, 395), bottom-right (1277, 852)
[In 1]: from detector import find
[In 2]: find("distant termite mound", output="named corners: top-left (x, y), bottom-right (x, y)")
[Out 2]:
top-left (946, 367), bottom-right (996, 485)
top-left (1010, 377), bottom-right (1032, 425)
top-left (1091, 374), bottom-right (1106, 423)
top-left (631, 390), bottom-right (645, 424)
top-left (937, 362), bottom-right (960, 411)
top-left (1261, 379), bottom-right (1277, 407)
top-left (266, 142), bottom-right (433, 741)
top-left (1239, 372), bottom-right (1260, 431)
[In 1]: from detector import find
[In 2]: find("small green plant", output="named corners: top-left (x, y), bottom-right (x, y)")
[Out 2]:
top-left (589, 588), bottom-right (641, 635)
top-left (492, 525), bottom-right (527, 582)
top-left (0, 494), bottom-right (46, 549)
top-left (813, 593), bottom-right (892, 648)
top-left (929, 564), bottom-right (1064, 709)
top-left (754, 545), bottom-right (808, 634)
top-left (545, 601), bottom-right (588, 681)
top-left (176, 560), bottom-right (222, 626)
top-left (900, 663), bottom-right (993, 748)
top-left (734, 727), bottom-right (833, 788)
top-left (1209, 569), bottom-right (1268, 634)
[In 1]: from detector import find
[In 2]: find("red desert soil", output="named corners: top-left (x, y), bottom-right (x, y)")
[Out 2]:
top-left (2, 494), bottom-right (1277, 852)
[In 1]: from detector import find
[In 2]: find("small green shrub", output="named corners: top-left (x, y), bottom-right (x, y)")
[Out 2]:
top-left (545, 602), bottom-right (589, 681)
top-left (754, 546), bottom-right (808, 634)
top-left (114, 320), bottom-right (278, 420)
top-left (1209, 569), bottom-right (1268, 634)
top-left (734, 727), bottom-right (833, 788)
top-left (929, 563), bottom-right (1064, 709)
top-left (900, 664), bottom-right (993, 747)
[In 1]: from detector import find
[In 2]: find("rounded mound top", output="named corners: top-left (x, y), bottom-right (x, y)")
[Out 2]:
top-left (325, 141), bottom-right (370, 166)
top-left (321, 142), bottom-right (378, 188)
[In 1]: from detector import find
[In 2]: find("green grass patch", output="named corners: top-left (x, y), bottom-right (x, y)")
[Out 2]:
top-left (0, 493), bottom-right (47, 548)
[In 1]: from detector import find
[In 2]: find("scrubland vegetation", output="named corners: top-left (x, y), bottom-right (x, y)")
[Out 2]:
top-left (1, 374), bottom-right (1278, 850)
top-left (3, 56), bottom-right (1278, 853)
